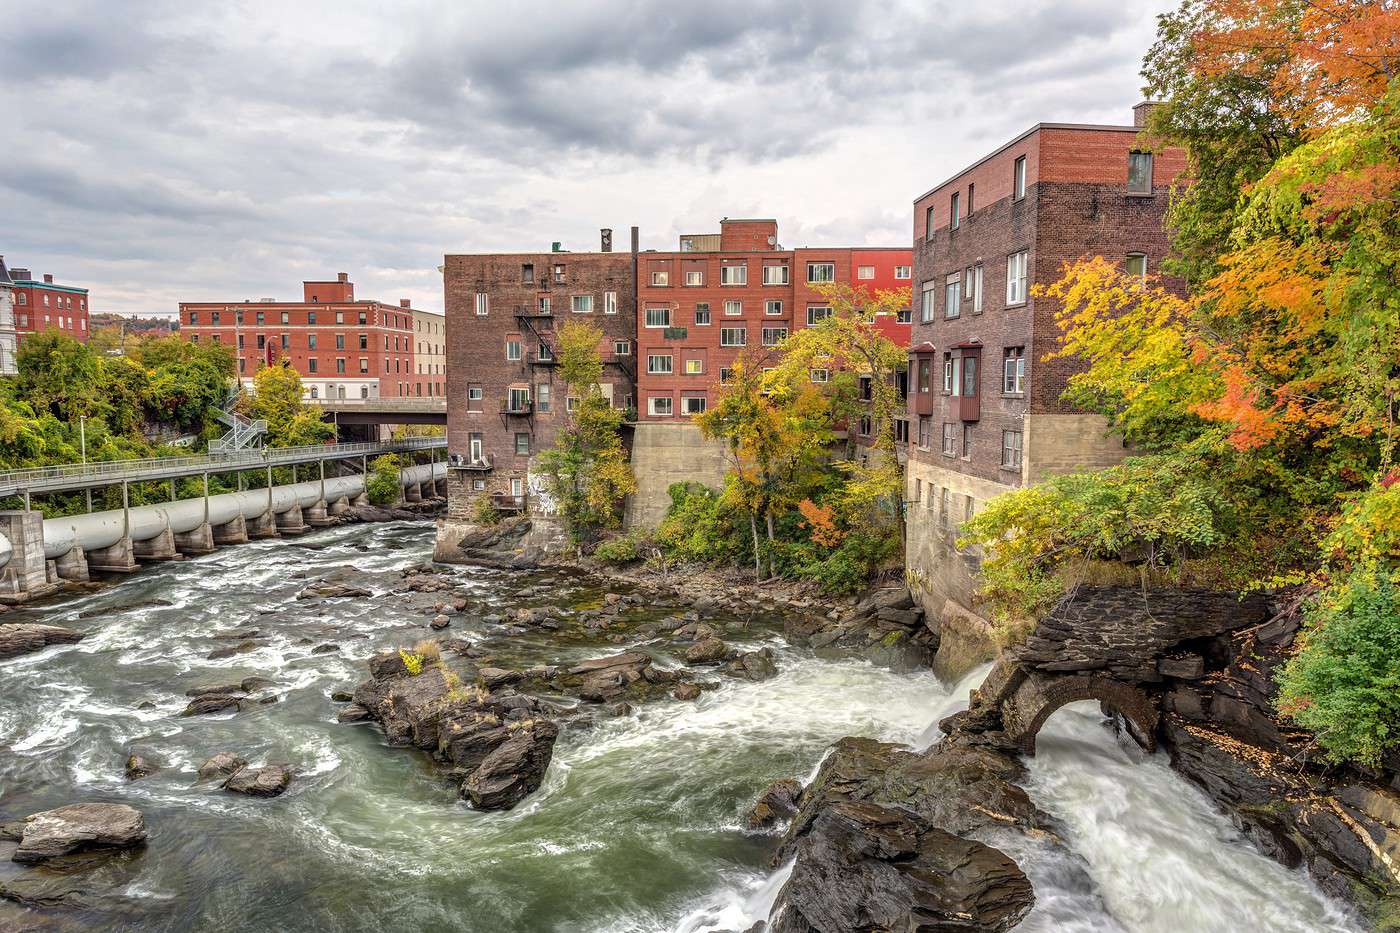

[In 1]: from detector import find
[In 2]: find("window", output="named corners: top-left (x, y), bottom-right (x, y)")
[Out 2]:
top-left (359, 311), bottom-right (367, 325)
top-left (682, 396), bottom-right (706, 415)
top-left (921, 281), bottom-right (936, 323)
top-left (724, 299), bottom-right (742, 316)
top-left (859, 376), bottom-right (873, 401)
top-left (572, 295), bottom-right (594, 313)
top-left (1003, 347), bottom-right (1025, 394)
top-left (950, 192), bottom-right (961, 229)
top-left (1128, 151), bottom-right (1153, 194)
top-left (648, 396), bottom-right (673, 416)
top-left (925, 205), bottom-right (935, 241)
top-left (475, 292), bottom-right (489, 315)
top-left (940, 487), bottom-right (950, 529)
top-left (720, 327), bottom-right (746, 347)
top-left (1006, 250), bottom-right (1029, 304)
top-left (972, 264), bottom-right (984, 314)
top-left (472, 478), bottom-right (486, 490)
top-left (515, 433), bottom-right (530, 456)
top-left (189, 310), bottom-right (199, 325)
top-left (647, 354), bottom-right (673, 374)
top-left (762, 264), bottom-right (789, 285)
top-left (553, 264), bottom-right (566, 283)
top-left (967, 183), bottom-right (975, 215)
top-left (537, 342), bottom-right (553, 361)
top-left (939, 422), bottom-right (956, 456)
top-left (614, 339), bottom-right (631, 355)
top-left (538, 296), bottom-right (551, 314)
top-left (807, 262), bottom-right (836, 283)
top-left (694, 304), bottom-right (711, 325)
top-left (336, 358), bottom-right (346, 374)
top-left (537, 383), bottom-right (551, 413)
top-left (811, 368), bottom-right (830, 383)
top-left (806, 305), bottom-right (831, 326)
top-left (506, 338), bottom-right (522, 361)
top-left (15, 292), bottom-right (24, 305)
top-left (468, 386), bottom-right (483, 401)
top-left (857, 265), bottom-right (875, 280)
top-left (257, 334), bottom-right (267, 349)
top-left (685, 270), bottom-right (704, 286)
top-left (961, 355), bottom-right (978, 396)
top-left (944, 273), bottom-right (961, 319)
top-left (720, 263), bottom-right (747, 285)
top-left (943, 353), bottom-right (954, 392)
top-left (522, 263), bottom-right (534, 284)
top-left (359, 358), bottom-right (369, 373)
top-left (720, 367), bottom-right (735, 384)
top-left (685, 358), bottom-right (703, 374)
top-left (1013, 155), bottom-right (1027, 200)
top-left (765, 299), bottom-right (783, 316)
top-left (605, 290), bottom-right (618, 314)
top-left (645, 306), bottom-right (671, 327)
top-left (762, 327), bottom-right (787, 346)
top-left (566, 396), bottom-right (580, 413)
top-left (895, 265), bottom-right (911, 280)
top-left (508, 386), bottom-right (531, 411)
top-left (917, 359), bottom-right (931, 393)
top-left (1125, 253), bottom-right (1148, 278)
top-left (280, 311), bottom-right (290, 324)
top-left (651, 268), bottom-right (670, 286)
top-left (895, 418), bottom-right (909, 444)
top-left (308, 310), bottom-right (317, 324)
top-left (859, 415), bottom-right (873, 436)
top-left (1002, 430), bottom-right (1023, 469)
top-left (918, 416), bottom-right (931, 449)
top-left (913, 478), bottom-right (922, 503)
top-left (962, 425), bottom-right (974, 460)
top-left (335, 311), bottom-right (344, 324)
top-left (897, 307), bottom-right (912, 323)
top-left (255, 311), bottom-right (265, 325)
top-left (359, 333), bottom-right (368, 350)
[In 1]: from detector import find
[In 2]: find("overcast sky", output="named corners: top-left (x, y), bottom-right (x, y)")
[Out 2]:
top-left (0, 0), bottom-right (1169, 317)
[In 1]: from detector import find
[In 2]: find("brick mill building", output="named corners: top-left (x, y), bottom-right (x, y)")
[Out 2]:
top-left (904, 103), bottom-right (1186, 625)
top-left (179, 273), bottom-right (443, 400)
top-left (441, 230), bottom-right (638, 518)
top-left (6, 265), bottom-right (91, 345)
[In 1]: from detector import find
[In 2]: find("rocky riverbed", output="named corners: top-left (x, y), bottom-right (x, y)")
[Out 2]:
top-left (0, 519), bottom-right (1375, 931)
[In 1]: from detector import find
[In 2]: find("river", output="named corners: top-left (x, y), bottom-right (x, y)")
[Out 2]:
top-left (0, 521), bottom-right (1362, 932)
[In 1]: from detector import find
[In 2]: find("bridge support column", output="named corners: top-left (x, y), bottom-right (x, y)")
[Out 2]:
top-left (351, 492), bottom-right (370, 507)
top-left (404, 482), bottom-right (423, 503)
top-left (328, 496), bottom-right (352, 517)
top-left (247, 510), bottom-right (279, 539)
top-left (274, 504), bottom-right (308, 535)
top-left (88, 536), bottom-right (138, 573)
top-left (54, 545), bottom-right (90, 583)
top-left (433, 478), bottom-right (447, 497)
top-left (174, 523), bottom-right (216, 555)
top-left (305, 500), bottom-right (331, 526)
top-left (133, 526), bottom-right (178, 561)
top-left (212, 515), bottom-right (249, 545)
top-left (0, 511), bottom-right (59, 602)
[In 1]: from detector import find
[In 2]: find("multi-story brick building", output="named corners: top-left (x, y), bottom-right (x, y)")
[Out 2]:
top-left (7, 266), bottom-right (91, 345)
top-left (178, 273), bottom-right (443, 399)
top-left (904, 102), bottom-right (1186, 639)
top-left (441, 230), bottom-right (638, 520)
top-left (635, 219), bottom-right (911, 421)
top-left (412, 306), bottom-right (447, 398)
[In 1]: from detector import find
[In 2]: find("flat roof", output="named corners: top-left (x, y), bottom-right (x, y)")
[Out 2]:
top-left (12, 280), bottom-right (88, 295)
top-left (912, 122), bottom-right (1142, 204)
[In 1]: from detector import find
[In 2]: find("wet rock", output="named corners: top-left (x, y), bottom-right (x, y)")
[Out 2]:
top-left (855, 586), bottom-right (914, 615)
top-left (429, 614), bottom-right (450, 630)
top-left (368, 651), bottom-right (409, 680)
top-left (336, 703), bottom-right (372, 723)
top-left (0, 623), bottom-right (86, 660)
top-left (723, 647), bottom-right (778, 681)
top-left (439, 712), bottom-right (513, 772)
top-left (311, 643), bottom-right (340, 654)
top-left (439, 638), bottom-right (475, 657)
top-left (1158, 654), bottom-right (1206, 680)
top-left (10, 803), bottom-right (147, 864)
top-left (685, 637), bottom-right (730, 664)
top-left (223, 764), bottom-right (293, 798)
top-left (478, 667), bottom-right (523, 689)
top-left (604, 702), bottom-right (633, 717)
top-left (462, 720), bottom-right (560, 811)
top-left (767, 800), bottom-right (1033, 933)
top-left (124, 753), bottom-right (161, 781)
top-left (746, 778), bottom-right (802, 829)
top-left (197, 752), bottom-right (248, 781)
top-left (77, 598), bottom-right (171, 619)
top-left (296, 582), bottom-right (373, 600)
top-left (205, 640), bottom-right (263, 660)
top-left (330, 690), bottom-right (354, 702)
top-left (185, 682), bottom-right (246, 697)
top-left (241, 676), bottom-right (276, 692)
top-left (181, 693), bottom-right (244, 716)
top-left (673, 683), bottom-right (703, 701)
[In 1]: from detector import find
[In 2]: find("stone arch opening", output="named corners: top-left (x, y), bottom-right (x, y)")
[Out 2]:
top-left (1006, 674), bottom-right (1159, 757)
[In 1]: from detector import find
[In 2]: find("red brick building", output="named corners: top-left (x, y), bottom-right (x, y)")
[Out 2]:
top-left (178, 273), bottom-right (442, 399)
top-left (904, 102), bottom-right (1187, 617)
top-left (7, 267), bottom-right (91, 344)
top-left (635, 219), bottom-right (911, 421)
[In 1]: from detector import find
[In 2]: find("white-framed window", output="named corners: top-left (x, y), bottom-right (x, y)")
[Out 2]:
top-left (645, 306), bottom-right (671, 327)
top-left (694, 304), bottom-right (711, 325)
top-left (806, 305), bottom-right (831, 326)
top-left (475, 292), bottom-right (489, 315)
top-left (572, 294), bottom-right (594, 313)
top-left (473, 478), bottom-right (486, 491)
top-left (1006, 250), bottom-right (1029, 304)
top-left (942, 422), bottom-right (957, 456)
top-left (973, 264), bottom-right (984, 314)
top-left (897, 307), bottom-right (912, 323)
top-left (720, 327), bottom-right (746, 347)
top-left (651, 268), bottom-right (670, 286)
top-left (468, 386), bottom-right (483, 400)
top-left (895, 265), bottom-right (911, 280)
top-left (1125, 253), bottom-right (1148, 278)
top-left (943, 353), bottom-right (954, 392)
top-left (537, 342), bottom-right (553, 361)
top-left (566, 395), bottom-right (580, 413)
top-left (505, 338), bottom-right (522, 361)
top-left (682, 396), bottom-right (706, 415)
top-left (509, 386), bottom-right (531, 410)
top-left (765, 299), bottom-right (783, 316)
top-left (720, 367), bottom-right (735, 384)
top-left (538, 296), bottom-right (551, 314)
top-left (685, 270), bottom-right (704, 286)
top-left (918, 416), bottom-right (931, 449)
top-left (724, 299), bottom-right (743, 316)
top-left (762, 327), bottom-right (787, 346)
top-left (537, 383), bottom-right (552, 412)
top-left (762, 264), bottom-right (789, 285)
top-left (1002, 430), bottom-right (1023, 469)
top-left (1128, 151), bottom-right (1153, 194)
top-left (944, 273), bottom-right (961, 319)
top-left (604, 290), bottom-right (618, 313)
top-left (950, 191), bottom-right (961, 230)
top-left (921, 281), bottom-right (936, 323)
top-left (648, 396), bottom-right (673, 416)
top-left (685, 358), bottom-right (703, 374)
top-left (1013, 155), bottom-right (1027, 200)
top-left (1003, 347), bottom-right (1026, 394)
top-left (647, 354), bottom-right (673, 374)
top-left (807, 262), bottom-right (836, 283)
top-left (810, 368), bottom-right (830, 383)
top-left (720, 263), bottom-right (747, 285)
top-left (857, 265), bottom-right (875, 280)
top-left (613, 339), bottom-right (631, 355)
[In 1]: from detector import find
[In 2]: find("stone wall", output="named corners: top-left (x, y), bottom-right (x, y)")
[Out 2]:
top-left (622, 421), bottom-right (729, 530)
top-left (1021, 413), bottom-right (1130, 484)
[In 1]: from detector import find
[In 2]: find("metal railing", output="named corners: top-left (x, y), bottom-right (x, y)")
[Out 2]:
top-left (306, 398), bottom-right (447, 411)
top-left (491, 493), bottom-right (527, 511)
top-left (0, 437), bottom-right (447, 497)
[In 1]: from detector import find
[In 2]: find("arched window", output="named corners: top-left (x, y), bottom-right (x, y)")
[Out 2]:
top-left (309, 387), bottom-right (319, 399)
top-left (360, 386), bottom-right (369, 399)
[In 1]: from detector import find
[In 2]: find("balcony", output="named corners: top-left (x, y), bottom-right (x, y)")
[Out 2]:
top-left (501, 399), bottom-right (534, 416)
top-left (448, 453), bottom-right (492, 471)
top-left (491, 493), bottom-right (527, 512)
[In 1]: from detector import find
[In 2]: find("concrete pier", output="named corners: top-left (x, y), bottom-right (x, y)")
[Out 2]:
top-left (54, 545), bottom-right (90, 582)
top-left (133, 526), bottom-right (178, 561)
top-left (0, 511), bottom-right (57, 601)
top-left (88, 536), bottom-right (139, 573)
top-left (212, 515), bottom-right (249, 545)
top-left (175, 523), bottom-right (216, 555)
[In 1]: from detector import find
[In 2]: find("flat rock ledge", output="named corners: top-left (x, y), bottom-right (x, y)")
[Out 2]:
top-left (0, 623), bottom-right (86, 660)
top-left (7, 803), bottom-right (147, 864)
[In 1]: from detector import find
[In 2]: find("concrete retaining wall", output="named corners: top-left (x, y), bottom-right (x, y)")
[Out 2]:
top-left (623, 422), bottom-right (730, 530)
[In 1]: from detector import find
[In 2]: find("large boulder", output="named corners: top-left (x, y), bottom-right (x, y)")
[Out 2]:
top-left (223, 764), bottom-right (293, 798)
top-left (181, 693), bottom-right (244, 716)
top-left (0, 623), bottom-right (86, 660)
top-left (746, 778), bottom-right (803, 829)
top-left (124, 753), bottom-right (161, 781)
top-left (724, 647), bottom-right (779, 682)
top-left (686, 637), bottom-right (730, 664)
top-left (197, 752), bottom-right (247, 781)
top-left (462, 720), bottom-right (560, 810)
top-left (10, 803), bottom-right (147, 864)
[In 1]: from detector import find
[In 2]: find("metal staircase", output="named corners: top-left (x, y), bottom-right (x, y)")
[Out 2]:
top-left (209, 386), bottom-right (267, 455)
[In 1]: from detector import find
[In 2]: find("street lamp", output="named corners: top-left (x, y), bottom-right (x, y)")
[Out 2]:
top-left (79, 414), bottom-right (87, 465)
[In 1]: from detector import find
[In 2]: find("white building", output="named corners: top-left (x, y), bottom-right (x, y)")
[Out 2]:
top-left (0, 256), bottom-right (18, 376)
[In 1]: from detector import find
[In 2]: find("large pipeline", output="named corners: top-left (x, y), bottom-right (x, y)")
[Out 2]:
top-left (0, 463), bottom-right (443, 569)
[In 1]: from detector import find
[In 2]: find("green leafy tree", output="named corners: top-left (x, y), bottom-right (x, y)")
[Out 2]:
top-left (244, 361), bottom-right (334, 447)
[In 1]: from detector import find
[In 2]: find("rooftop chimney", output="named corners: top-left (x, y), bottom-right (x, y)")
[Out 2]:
top-left (630, 226), bottom-right (639, 256)
top-left (1133, 101), bottom-right (1163, 127)
top-left (400, 299), bottom-right (411, 308)
top-left (43, 273), bottom-right (54, 284)
top-left (10, 267), bottom-right (29, 281)
top-left (337, 272), bottom-right (348, 283)
top-left (600, 228), bottom-right (613, 252)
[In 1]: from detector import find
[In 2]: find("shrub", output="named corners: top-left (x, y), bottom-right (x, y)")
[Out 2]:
top-left (366, 454), bottom-right (402, 505)
top-left (414, 639), bottom-right (441, 664)
top-left (593, 532), bottom-right (648, 564)
top-left (472, 493), bottom-right (502, 526)
top-left (399, 649), bottom-right (424, 677)
top-left (656, 481), bottom-right (749, 565)
top-left (1277, 571), bottom-right (1400, 767)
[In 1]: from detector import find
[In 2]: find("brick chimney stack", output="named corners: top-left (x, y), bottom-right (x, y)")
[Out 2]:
top-left (337, 272), bottom-right (348, 283)
top-left (42, 274), bottom-right (53, 284)
top-left (1133, 101), bottom-right (1163, 127)
top-left (601, 228), bottom-right (613, 252)
top-left (400, 299), bottom-right (411, 308)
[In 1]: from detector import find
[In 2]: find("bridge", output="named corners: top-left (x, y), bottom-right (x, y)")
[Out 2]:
top-left (0, 437), bottom-right (448, 604)
top-left (308, 398), bottom-right (446, 426)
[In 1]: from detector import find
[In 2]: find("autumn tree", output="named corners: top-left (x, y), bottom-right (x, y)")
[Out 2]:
top-left (244, 361), bottom-right (334, 447)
